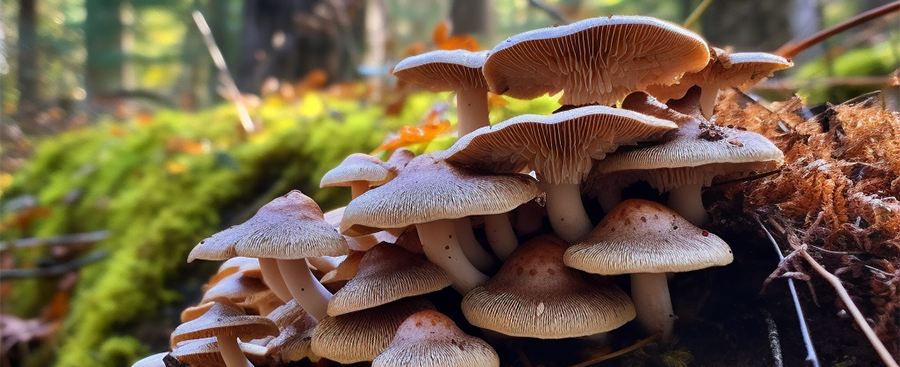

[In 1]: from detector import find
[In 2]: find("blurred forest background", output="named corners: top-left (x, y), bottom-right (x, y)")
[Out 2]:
top-left (0, 0), bottom-right (897, 366)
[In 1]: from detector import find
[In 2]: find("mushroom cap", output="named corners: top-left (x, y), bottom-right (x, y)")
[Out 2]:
top-left (130, 352), bottom-right (169, 367)
top-left (311, 297), bottom-right (436, 364)
top-left (372, 310), bottom-right (499, 367)
top-left (265, 300), bottom-right (318, 364)
top-left (393, 50), bottom-right (490, 92)
top-left (646, 48), bottom-right (793, 102)
top-left (189, 190), bottom-right (348, 261)
top-left (340, 153), bottom-right (540, 236)
top-left (327, 243), bottom-right (452, 316)
top-left (565, 199), bottom-right (733, 274)
top-left (589, 121), bottom-right (784, 192)
top-left (439, 106), bottom-right (678, 184)
top-left (170, 298), bottom-right (279, 345)
top-left (320, 153), bottom-right (396, 188)
top-left (462, 235), bottom-right (635, 338)
top-left (483, 15), bottom-right (710, 106)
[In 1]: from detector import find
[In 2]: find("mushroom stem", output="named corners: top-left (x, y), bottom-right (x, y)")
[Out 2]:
top-left (597, 188), bottom-right (622, 214)
top-left (698, 87), bottom-right (718, 119)
top-left (454, 218), bottom-right (495, 272)
top-left (543, 183), bottom-right (594, 243)
top-left (417, 219), bottom-right (489, 294)
top-left (483, 213), bottom-right (518, 260)
top-left (456, 87), bottom-right (490, 136)
top-left (259, 258), bottom-right (292, 302)
top-left (276, 258), bottom-right (332, 321)
top-left (349, 181), bottom-right (370, 199)
top-left (218, 336), bottom-right (254, 367)
top-left (630, 272), bottom-right (674, 343)
top-left (667, 183), bottom-right (709, 226)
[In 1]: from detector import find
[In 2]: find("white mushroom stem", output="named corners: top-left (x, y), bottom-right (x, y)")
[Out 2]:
top-left (456, 86), bottom-right (490, 136)
top-left (217, 336), bottom-right (254, 367)
top-left (417, 219), bottom-right (489, 294)
top-left (483, 213), bottom-right (518, 260)
top-left (454, 218), bottom-right (495, 272)
top-left (258, 258), bottom-right (292, 302)
top-left (699, 87), bottom-right (718, 119)
top-left (543, 183), bottom-right (594, 244)
top-left (349, 181), bottom-right (370, 199)
top-left (597, 188), bottom-right (623, 214)
top-left (667, 183), bottom-right (709, 226)
top-left (276, 258), bottom-right (332, 321)
top-left (630, 273), bottom-right (675, 343)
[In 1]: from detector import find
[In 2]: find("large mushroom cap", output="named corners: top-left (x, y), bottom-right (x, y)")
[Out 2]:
top-left (483, 15), bottom-right (710, 106)
top-left (393, 50), bottom-right (490, 92)
top-left (565, 199), bottom-right (733, 274)
top-left (373, 310), bottom-right (499, 367)
top-left (340, 153), bottom-right (540, 236)
top-left (189, 190), bottom-right (348, 261)
top-left (462, 235), bottom-right (635, 338)
top-left (439, 105), bottom-right (678, 184)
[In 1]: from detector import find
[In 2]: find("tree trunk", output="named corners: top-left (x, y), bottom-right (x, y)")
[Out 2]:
top-left (701, 0), bottom-right (791, 52)
top-left (450, 0), bottom-right (492, 37)
top-left (16, 0), bottom-right (38, 127)
top-left (84, 0), bottom-right (124, 100)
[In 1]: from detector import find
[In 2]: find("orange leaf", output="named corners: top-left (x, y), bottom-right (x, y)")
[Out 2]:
top-left (433, 20), bottom-right (451, 45)
top-left (372, 105), bottom-right (452, 154)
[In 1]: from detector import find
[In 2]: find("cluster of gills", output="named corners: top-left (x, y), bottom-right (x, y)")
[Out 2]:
top-left (134, 15), bottom-right (792, 367)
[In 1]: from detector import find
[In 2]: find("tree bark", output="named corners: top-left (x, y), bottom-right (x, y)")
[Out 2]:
top-left (16, 0), bottom-right (39, 126)
top-left (701, 0), bottom-right (791, 52)
top-left (449, 0), bottom-right (492, 37)
top-left (84, 0), bottom-right (124, 101)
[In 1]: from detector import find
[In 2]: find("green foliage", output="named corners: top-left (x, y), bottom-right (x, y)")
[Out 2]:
top-left (796, 36), bottom-right (900, 104)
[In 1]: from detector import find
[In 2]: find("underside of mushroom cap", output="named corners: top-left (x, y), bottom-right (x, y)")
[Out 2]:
top-left (484, 15), bottom-right (710, 105)
top-left (393, 50), bottom-right (490, 92)
top-left (565, 199), bottom-right (733, 274)
top-left (439, 105), bottom-right (678, 184)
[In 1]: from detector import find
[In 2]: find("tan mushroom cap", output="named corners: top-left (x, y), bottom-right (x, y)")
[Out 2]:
top-left (170, 298), bottom-right (279, 345)
top-left (340, 153), bottom-right (540, 236)
top-left (171, 337), bottom-right (269, 367)
top-left (439, 106), bottom-right (678, 185)
top-left (265, 300), bottom-right (317, 364)
top-left (483, 15), bottom-right (710, 106)
top-left (565, 199), bottom-right (733, 274)
top-left (189, 190), bottom-right (348, 261)
top-left (320, 153), bottom-right (396, 188)
top-left (373, 310), bottom-right (499, 367)
top-left (311, 297), bottom-right (435, 364)
top-left (590, 121), bottom-right (784, 191)
top-left (320, 250), bottom-right (364, 286)
top-left (327, 243), bottom-right (452, 316)
top-left (393, 50), bottom-right (489, 92)
top-left (462, 235), bottom-right (635, 338)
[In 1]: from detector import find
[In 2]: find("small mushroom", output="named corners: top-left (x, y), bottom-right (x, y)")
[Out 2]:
top-left (373, 310), bottom-right (499, 367)
top-left (320, 153), bottom-right (397, 199)
top-left (170, 298), bottom-right (278, 367)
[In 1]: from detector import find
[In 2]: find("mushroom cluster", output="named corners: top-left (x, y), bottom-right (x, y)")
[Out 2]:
top-left (136, 14), bottom-right (790, 367)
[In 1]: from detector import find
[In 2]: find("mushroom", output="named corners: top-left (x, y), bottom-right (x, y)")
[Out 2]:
top-left (482, 15), bottom-right (710, 106)
top-left (646, 48), bottom-right (793, 118)
top-left (130, 352), bottom-right (169, 367)
top-left (170, 337), bottom-right (269, 367)
top-left (327, 243), bottom-right (452, 316)
top-left (585, 119), bottom-right (784, 225)
top-left (189, 190), bottom-right (349, 320)
top-left (265, 300), bottom-right (318, 364)
top-left (341, 153), bottom-right (540, 293)
top-left (440, 105), bottom-right (677, 243)
top-left (170, 298), bottom-right (279, 367)
top-left (373, 310), bottom-right (500, 367)
top-left (565, 199), bottom-right (733, 342)
top-left (393, 50), bottom-right (491, 136)
top-left (462, 234), bottom-right (635, 339)
top-left (320, 153), bottom-right (397, 199)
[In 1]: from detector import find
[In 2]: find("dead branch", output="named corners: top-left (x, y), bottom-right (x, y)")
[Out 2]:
top-left (527, 0), bottom-right (570, 25)
top-left (0, 251), bottom-right (107, 280)
top-left (0, 231), bottom-right (108, 251)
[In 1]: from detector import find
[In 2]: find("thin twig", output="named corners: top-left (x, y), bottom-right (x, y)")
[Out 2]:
top-left (788, 236), bottom-right (899, 367)
top-left (0, 230), bottom-right (108, 251)
top-left (567, 332), bottom-right (662, 367)
top-left (758, 218), bottom-right (821, 367)
top-left (682, 0), bottom-right (715, 29)
top-left (0, 251), bottom-right (108, 280)
top-left (761, 308), bottom-right (784, 367)
top-left (192, 10), bottom-right (255, 133)
top-left (527, 0), bottom-right (570, 25)
top-left (774, 1), bottom-right (900, 58)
